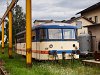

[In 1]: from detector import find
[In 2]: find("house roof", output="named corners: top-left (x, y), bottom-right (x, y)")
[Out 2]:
top-left (65, 16), bottom-right (95, 24)
top-left (34, 20), bottom-right (64, 23)
top-left (77, 2), bottom-right (100, 14)
top-left (34, 20), bottom-right (53, 23)
top-left (84, 23), bottom-right (100, 27)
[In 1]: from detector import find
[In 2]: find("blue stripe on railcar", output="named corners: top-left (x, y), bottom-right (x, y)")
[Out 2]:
top-left (49, 50), bottom-right (79, 54)
top-left (34, 25), bottom-right (77, 29)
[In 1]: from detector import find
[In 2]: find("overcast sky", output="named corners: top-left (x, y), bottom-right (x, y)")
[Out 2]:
top-left (0, 0), bottom-right (100, 22)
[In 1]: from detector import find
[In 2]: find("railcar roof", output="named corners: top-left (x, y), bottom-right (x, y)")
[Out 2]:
top-left (16, 23), bottom-right (77, 35)
top-left (33, 23), bottom-right (77, 29)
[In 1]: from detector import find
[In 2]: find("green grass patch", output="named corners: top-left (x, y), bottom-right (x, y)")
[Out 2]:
top-left (0, 46), bottom-right (99, 75)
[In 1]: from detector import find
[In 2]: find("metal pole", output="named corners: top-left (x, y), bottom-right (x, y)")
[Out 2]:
top-left (8, 10), bottom-right (13, 58)
top-left (2, 20), bottom-right (4, 54)
top-left (0, 0), bottom-right (16, 25)
top-left (26, 0), bottom-right (32, 67)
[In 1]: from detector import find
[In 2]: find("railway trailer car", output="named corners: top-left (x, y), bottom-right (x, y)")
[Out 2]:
top-left (16, 23), bottom-right (79, 60)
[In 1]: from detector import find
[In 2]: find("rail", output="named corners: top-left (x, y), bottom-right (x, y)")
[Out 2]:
top-left (0, 66), bottom-right (9, 75)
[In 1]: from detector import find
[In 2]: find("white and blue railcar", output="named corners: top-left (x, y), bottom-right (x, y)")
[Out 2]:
top-left (16, 23), bottom-right (79, 60)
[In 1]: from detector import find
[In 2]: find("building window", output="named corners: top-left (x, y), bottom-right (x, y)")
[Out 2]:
top-left (95, 16), bottom-right (98, 23)
top-left (76, 21), bottom-right (82, 29)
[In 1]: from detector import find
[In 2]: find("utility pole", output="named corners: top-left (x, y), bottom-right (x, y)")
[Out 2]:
top-left (2, 21), bottom-right (4, 54)
top-left (26, 0), bottom-right (32, 68)
top-left (8, 10), bottom-right (13, 58)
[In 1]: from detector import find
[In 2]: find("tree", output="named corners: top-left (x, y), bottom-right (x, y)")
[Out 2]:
top-left (5, 5), bottom-right (26, 44)
top-left (13, 5), bottom-right (26, 33)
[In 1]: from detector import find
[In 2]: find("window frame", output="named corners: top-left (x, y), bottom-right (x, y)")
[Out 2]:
top-left (16, 33), bottom-right (25, 43)
top-left (95, 16), bottom-right (98, 23)
top-left (35, 29), bottom-right (48, 41)
top-left (76, 21), bottom-right (82, 29)
top-left (35, 28), bottom-right (77, 42)
top-left (48, 28), bottom-right (77, 41)
top-left (48, 29), bottom-right (63, 40)
top-left (63, 29), bottom-right (76, 40)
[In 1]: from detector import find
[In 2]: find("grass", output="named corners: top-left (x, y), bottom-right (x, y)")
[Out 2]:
top-left (0, 45), bottom-right (100, 75)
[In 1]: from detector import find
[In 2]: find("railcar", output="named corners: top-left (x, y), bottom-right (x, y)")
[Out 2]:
top-left (16, 23), bottom-right (79, 60)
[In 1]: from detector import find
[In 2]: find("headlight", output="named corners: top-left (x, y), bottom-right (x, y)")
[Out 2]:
top-left (49, 44), bottom-right (53, 48)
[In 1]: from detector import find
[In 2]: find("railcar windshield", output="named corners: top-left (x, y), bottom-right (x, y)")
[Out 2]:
top-left (48, 29), bottom-right (62, 39)
top-left (63, 29), bottom-right (75, 39)
top-left (48, 29), bottom-right (76, 40)
top-left (37, 28), bottom-right (76, 41)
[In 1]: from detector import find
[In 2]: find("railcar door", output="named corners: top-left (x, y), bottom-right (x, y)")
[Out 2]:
top-left (36, 42), bottom-right (40, 60)
top-left (32, 30), bottom-right (37, 59)
top-left (35, 29), bottom-right (40, 60)
top-left (36, 29), bottom-right (47, 60)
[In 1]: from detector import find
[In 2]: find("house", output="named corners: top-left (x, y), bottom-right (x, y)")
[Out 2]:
top-left (34, 20), bottom-right (53, 26)
top-left (65, 16), bottom-right (93, 36)
top-left (34, 20), bottom-right (63, 26)
top-left (77, 2), bottom-right (100, 51)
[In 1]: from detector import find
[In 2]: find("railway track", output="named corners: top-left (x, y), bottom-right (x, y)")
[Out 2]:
top-left (0, 66), bottom-right (8, 75)
top-left (0, 59), bottom-right (9, 75)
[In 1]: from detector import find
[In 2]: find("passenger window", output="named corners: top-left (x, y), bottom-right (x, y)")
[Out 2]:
top-left (40, 29), bottom-right (46, 41)
top-left (32, 31), bottom-right (36, 41)
top-left (16, 33), bottom-right (25, 43)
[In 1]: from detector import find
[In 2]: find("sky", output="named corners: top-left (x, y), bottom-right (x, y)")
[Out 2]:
top-left (0, 0), bottom-right (100, 22)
